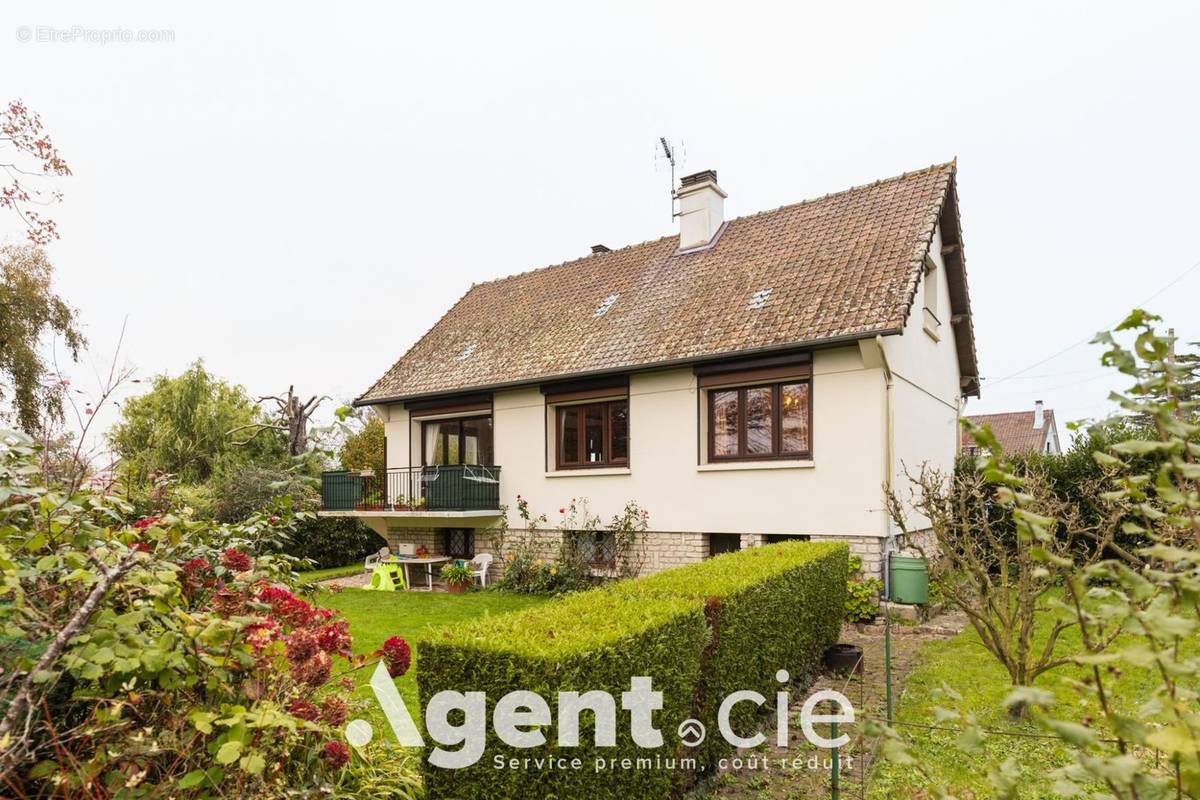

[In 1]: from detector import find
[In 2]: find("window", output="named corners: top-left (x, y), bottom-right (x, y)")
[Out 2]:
top-left (707, 381), bottom-right (810, 461)
top-left (422, 416), bottom-right (493, 466)
top-left (556, 399), bottom-right (629, 469)
top-left (922, 256), bottom-right (941, 338)
top-left (442, 529), bottom-right (475, 559)
top-left (708, 533), bottom-right (741, 556)
top-left (569, 531), bottom-right (616, 567)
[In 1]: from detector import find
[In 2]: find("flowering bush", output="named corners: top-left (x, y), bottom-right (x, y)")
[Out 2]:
top-left (0, 430), bottom-right (416, 798)
top-left (495, 496), bottom-right (648, 594)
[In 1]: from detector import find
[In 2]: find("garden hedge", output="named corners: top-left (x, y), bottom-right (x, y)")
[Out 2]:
top-left (610, 539), bottom-right (848, 767)
top-left (415, 540), bottom-right (848, 799)
top-left (416, 590), bottom-right (708, 799)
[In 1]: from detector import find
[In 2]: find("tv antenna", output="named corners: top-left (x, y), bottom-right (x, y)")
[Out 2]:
top-left (656, 137), bottom-right (685, 221)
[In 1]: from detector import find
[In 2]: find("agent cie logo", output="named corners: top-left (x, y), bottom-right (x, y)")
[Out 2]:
top-left (345, 665), bottom-right (854, 769)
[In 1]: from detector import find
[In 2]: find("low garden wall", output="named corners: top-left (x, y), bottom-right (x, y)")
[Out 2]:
top-left (415, 540), bottom-right (848, 799)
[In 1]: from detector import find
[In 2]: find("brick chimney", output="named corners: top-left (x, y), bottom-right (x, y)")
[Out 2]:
top-left (677, 169), bottom-right (726, 250)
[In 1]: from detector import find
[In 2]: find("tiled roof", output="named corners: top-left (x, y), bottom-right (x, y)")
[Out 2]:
top-left (963, 410), bottom-right (1057, 453)
top-left (359, 162), bottom-right (977, 404)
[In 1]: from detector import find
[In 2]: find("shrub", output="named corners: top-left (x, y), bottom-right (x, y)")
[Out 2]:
top-left (417, 590), bottom-right (708, 800)
top-left (0, 429), bottom-right (414, 796)
top-left (417, 540), bottom-right (847, 797)
top-left (844, 553), bottom-right (883, 622)
top-left (610, 540), bottom-right (848, 767)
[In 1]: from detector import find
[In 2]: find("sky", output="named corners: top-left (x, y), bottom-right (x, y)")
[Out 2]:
top-left (2, 1), bottom-right (1198, 449)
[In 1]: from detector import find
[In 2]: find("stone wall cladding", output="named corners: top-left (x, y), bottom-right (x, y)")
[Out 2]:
top-left (383, 527), bottom-right (903, 583)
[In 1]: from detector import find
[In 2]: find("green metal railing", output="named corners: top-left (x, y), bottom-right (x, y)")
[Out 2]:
top-left (320, 465), bottom-right (502, 512)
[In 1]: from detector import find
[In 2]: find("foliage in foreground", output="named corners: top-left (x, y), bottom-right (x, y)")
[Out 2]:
top-left (877, 310), bottom-right (1200, 799)
top-left (0, 430), bottom-right (417, 798)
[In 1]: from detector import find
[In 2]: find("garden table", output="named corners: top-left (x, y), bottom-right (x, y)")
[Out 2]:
top-left (387, 556), bottom-right (452, 591)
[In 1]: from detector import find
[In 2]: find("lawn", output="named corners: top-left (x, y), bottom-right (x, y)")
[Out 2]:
top-left (295, 564), bottom-right (363, 585)
top-left (313, 588), bottom-right (551, 714)
top-left (868, 599), bottom-right (1186, 798)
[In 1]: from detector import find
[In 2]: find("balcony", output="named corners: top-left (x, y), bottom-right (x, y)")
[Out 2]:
top-left (319, 465), bottom-right (503, 526)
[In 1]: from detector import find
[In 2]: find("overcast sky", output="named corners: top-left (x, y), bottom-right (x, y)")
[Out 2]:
top-left (2, 1), bottom-right (1198, 447)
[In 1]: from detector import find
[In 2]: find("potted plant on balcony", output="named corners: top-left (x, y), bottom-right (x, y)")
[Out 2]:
top-left (441, 562), bottom-right (474, 594)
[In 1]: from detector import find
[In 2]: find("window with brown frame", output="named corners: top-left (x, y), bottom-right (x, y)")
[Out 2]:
top-left (555, 399), bottom-right (629, 469)
top-left (707, 380), bottom-right (811, 461)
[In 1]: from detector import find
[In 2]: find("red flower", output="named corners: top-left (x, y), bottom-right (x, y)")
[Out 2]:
top-left (381, 636), bottom-right (411, 678)
top-left (257, 586), bottom-right (317, 627)
top-left (292, 650), bottom-right (332, 686)
top-left (243, 620), bottom-right (280, 651)
top-left (320, 695), bottom-right (349, 726)
top-left (285, 629), bottom-right (320, 665)
top-left (558, 508), bottom-right (565, 514)
top-left (322, 740), bottom-right (350, 769)
top-left (132, 515), bottom-right (161, 530)
top-left (288, 698), bottom-right (319, 721)
top-left (316, 620), bottom-right (352, 657)
top-left (132, 542), bottom-right (152, 553)
top-left (221, 548), bottom-right (253, 573)
top-left (269, 515), bottom-right (280, 524)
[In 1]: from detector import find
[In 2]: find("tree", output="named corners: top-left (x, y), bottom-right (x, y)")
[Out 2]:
top-left (229, 385), bottom-right (329, 458)
top-left (0, 245), bottom-right (85, 433)
top-left (1, 99), bottom-right (71, 245)
top-left (108, 361), bottom-right (286, 485)
top-left (890, 454), bottom-right (1121, 712)
top-left (338, 413), bottom-right (385, 474)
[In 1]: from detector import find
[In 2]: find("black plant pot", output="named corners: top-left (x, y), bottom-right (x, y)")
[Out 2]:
top-left (824, 643), bottom-right (864, 675)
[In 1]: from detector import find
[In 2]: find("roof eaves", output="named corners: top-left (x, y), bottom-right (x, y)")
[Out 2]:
top-left (353, 325), bottom-right (903, 407)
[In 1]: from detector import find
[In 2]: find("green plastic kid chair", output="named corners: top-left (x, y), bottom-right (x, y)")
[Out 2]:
top-left (366, 562), bottom-right (407, 591)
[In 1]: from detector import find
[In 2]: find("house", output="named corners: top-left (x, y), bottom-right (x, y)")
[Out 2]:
top-left (963, 400), bottom-right (1061, 455)
top-left (320, 162), bottom-right (979, 582)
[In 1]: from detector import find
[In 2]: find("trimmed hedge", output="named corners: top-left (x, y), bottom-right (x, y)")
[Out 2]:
top-left (415, 540), bottom-right (848, 799)
top-left (610, 539), bottom-right (848, 767)
top-left (416, 590), bottom-right (708, 799)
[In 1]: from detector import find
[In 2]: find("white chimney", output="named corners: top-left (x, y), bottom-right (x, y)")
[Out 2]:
top-left (1033, 400), bottom-right (1044, 429)
top-left (676, 169), bottom-right (726, 250)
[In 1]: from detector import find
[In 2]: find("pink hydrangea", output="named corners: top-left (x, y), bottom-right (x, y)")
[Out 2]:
top-left (381, 636), bottom-right (411, 678)
top-left (320, 695), bottom-right (349, 726)
top-left (322, 740), bottom-right (350, 769)
top-left (288, 698), bottom-right (319, 721)
top-left (221, 548), bottom-right (253, 573)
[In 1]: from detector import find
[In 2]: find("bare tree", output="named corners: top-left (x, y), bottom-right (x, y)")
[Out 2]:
top-left (229, 385), bottom-right (329, 457)
top-left (37, 318), bottom-right (136, 494)
top-left (888, 462), bottom-right (1122, 715)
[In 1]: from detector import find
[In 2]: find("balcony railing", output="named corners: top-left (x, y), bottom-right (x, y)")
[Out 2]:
top-left (320, 465), bottom-right (502, 513)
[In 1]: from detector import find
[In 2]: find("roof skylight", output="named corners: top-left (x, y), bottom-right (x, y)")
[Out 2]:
top-left (457, 343), bottom-right (477, 361)
top-left (748, 288), bottom-right (773, 309)
top-left (594, 293), bottom-right (620, 317)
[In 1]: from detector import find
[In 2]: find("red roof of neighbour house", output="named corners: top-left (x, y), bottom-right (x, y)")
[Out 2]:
top-left (358, 162), bottom-right (978, 405)
top-left (963, 410), bottom-right (1058, 453)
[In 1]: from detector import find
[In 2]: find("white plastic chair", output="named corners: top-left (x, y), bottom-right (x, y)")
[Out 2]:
top-left (364, 546), bottom-right (390, 572)
top-left (469, 553), bottom-right (494, 587)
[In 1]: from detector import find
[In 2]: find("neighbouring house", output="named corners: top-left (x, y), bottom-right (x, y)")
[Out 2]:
top-left (963, 400), bottom-right (1061, 455)
top-left (319, 162), bottom-right (979, 582)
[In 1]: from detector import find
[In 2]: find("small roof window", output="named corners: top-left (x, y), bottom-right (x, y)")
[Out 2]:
top-left (457, 343), bottom-right (477, 361)
top-left (748, 288), bottom-right (773, 309)
top-left (594, 293), bottom-right (620, 317)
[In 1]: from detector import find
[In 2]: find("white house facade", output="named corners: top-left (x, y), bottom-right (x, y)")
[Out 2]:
top-left (320, 163), bottom-right (979, 582)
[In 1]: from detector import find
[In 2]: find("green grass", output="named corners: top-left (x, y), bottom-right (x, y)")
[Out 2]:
top-left (868, 597), bottom-right (1187, 798)
top-left (295, 564), bottom-right (363, 585)
top-left (314, 588), bottom-right (551, 713)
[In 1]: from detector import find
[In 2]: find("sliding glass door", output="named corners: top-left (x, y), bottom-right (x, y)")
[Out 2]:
top-left (422, 416), bottom-right (493, 466)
